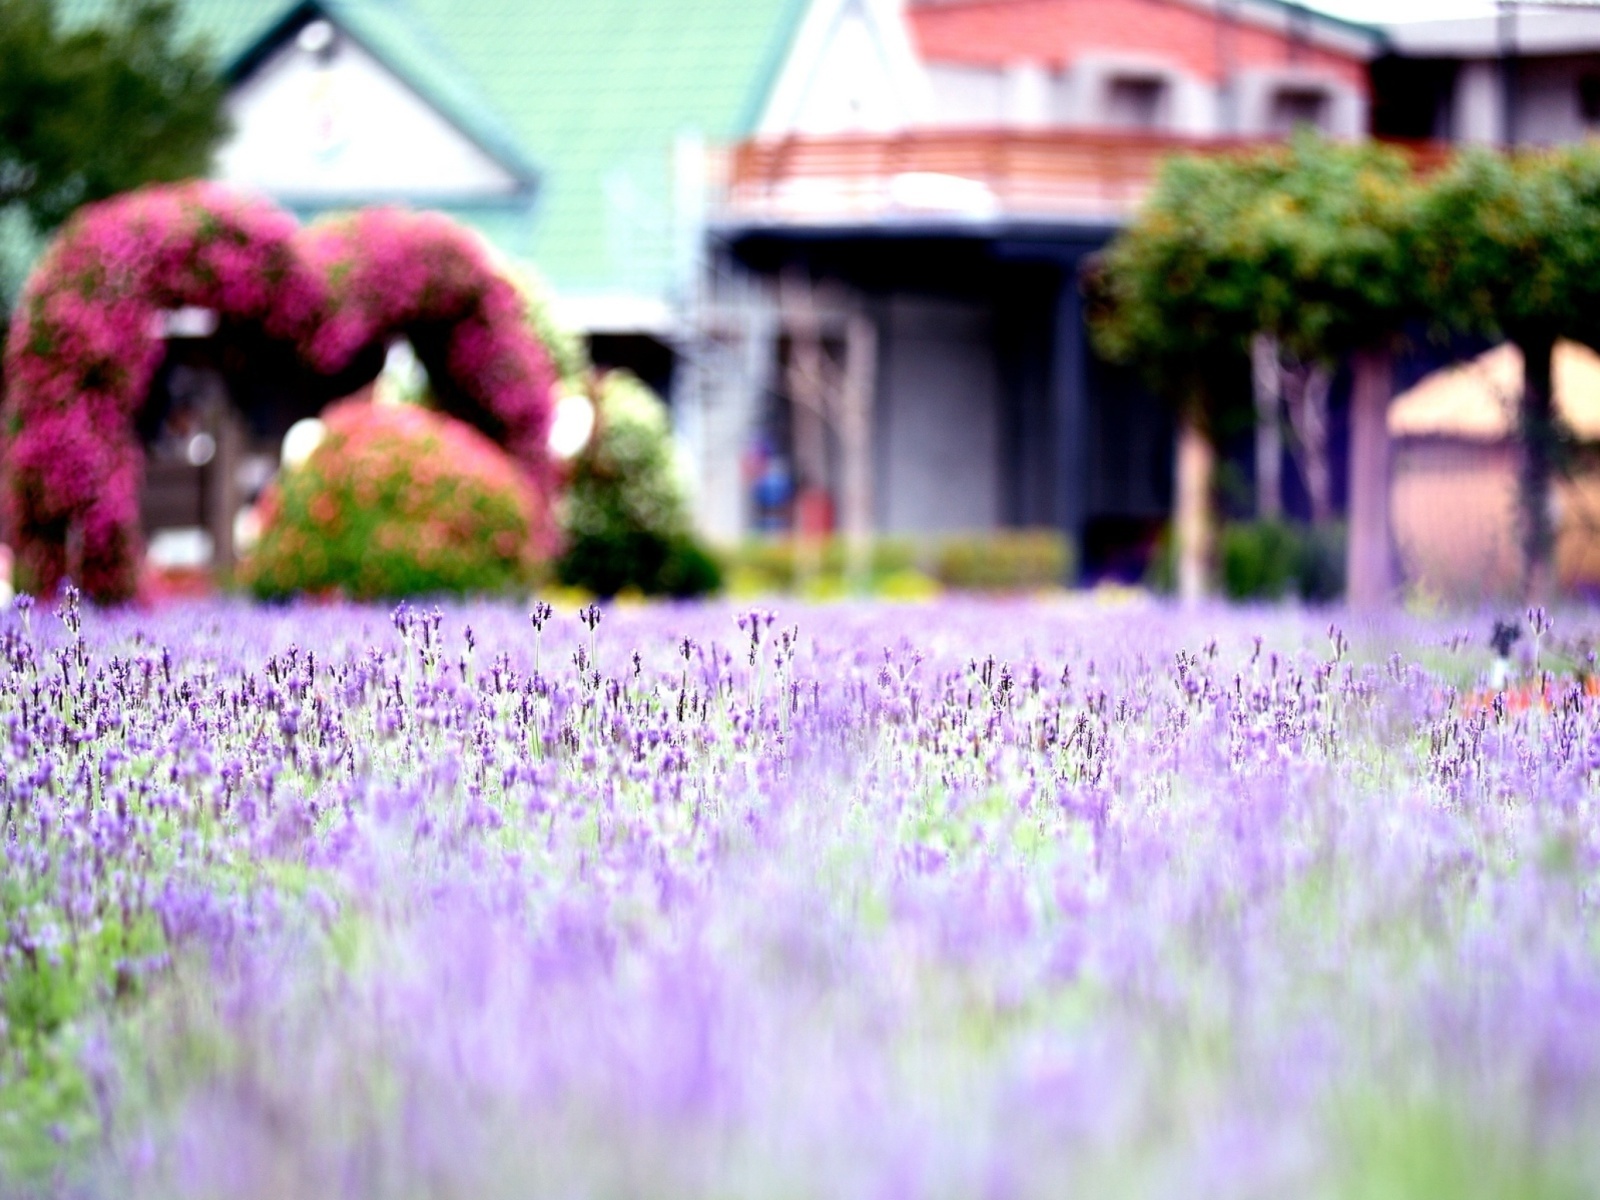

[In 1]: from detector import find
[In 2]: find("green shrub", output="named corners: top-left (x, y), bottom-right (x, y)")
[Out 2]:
top-left (1220, 519), bottom-right (1347, 603)
top-left (1296, 522), bottom-right (1347, 603)
top-left (1143, 525), bottom-right (1177, 595)
top-left (1221, 520), bottom-right (1300, 600)
top-left (558, 530), bottom-right (722, 599)
top-left (724, 536), bottom-right (919, 591)
top-left (932, 530), bottom-right (1072, 591)
top-left (243, 400), bottom-right (544, 600)
top-left (722, 530), bottom-right (1072, 594)
top-left (556, 371), bottom-right (721, 597)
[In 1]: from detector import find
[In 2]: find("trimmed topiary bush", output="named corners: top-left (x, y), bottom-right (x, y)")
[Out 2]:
top-left (242, 400), bottom-right (542, 600)
top-left (556, 370), bottom-right (721, 597)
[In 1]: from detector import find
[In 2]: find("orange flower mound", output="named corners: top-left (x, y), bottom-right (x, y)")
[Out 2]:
top-left (243, 401), bottom-right (544, 600)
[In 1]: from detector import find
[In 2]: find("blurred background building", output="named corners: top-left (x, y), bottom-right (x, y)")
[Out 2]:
top-left (45, 0), bottom-right (1600, 589)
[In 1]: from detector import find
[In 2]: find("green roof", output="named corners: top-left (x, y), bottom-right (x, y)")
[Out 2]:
top-left (63, 0), bottom-right (811, 307)
top-left (395, 0), bottom-right (809, 299)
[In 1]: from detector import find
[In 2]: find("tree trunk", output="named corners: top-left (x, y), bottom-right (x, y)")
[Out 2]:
top-left (1517, 332), bottom-right (1557, 602)
top-left (1281, 357), bottom-right (1333, 525)
top-left (1175, 407), bottom-right (1214, 607)
top-left (1346, 346), bottom-right (1395, 609)
top-left (1251, 335), bottom-right (1282, 520)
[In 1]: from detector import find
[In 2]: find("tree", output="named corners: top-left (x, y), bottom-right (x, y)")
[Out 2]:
top-left (0, 0), bottom-right (226, 304)
top-left (1235, 136), bottom-right (1420, 608)
top-left (1415, 147), bottom-right (1600, 601)
top-left (1093, 136), bottom-right (1426, 608)
top-left (1086, 153), bottom-right (1267, 604)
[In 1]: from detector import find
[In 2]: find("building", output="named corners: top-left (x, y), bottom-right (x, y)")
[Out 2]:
top-left (1373, 6), bottom-right (1600, 146)
top-left (53, 0), bottom-right (1600, 583)
top-left (60, 0), bottom-right (917, 396)
top-left (913, 0), bottom-right (1370, 137)
top-left (1388, 339), bottom-right (1600, 598)
top-left (694, 0), bottom-right (1380, 578)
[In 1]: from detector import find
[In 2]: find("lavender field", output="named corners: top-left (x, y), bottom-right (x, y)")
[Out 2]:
top-left (2, 591), bottom-right (1599, 1199)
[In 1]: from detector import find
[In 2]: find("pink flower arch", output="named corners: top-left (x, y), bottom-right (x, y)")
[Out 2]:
top-left (1, 184), bottom-right (560, 602)
top-left (299, 208), bottom-right (559, 517)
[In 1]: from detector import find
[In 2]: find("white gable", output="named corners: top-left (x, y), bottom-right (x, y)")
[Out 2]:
top-left (217, 28), bottom-right (522, 202)
top-left (758, 0), bottom-right (933, 135)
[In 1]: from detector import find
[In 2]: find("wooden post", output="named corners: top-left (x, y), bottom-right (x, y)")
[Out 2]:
top-left (1346, 346), bottom-right (1394, 609)
top-left (206, 405), bottom-right (242, 576)
top-left (840, 313), bottom-right (877, 590)
top-left (1175, 407), bottom-right (1214, 607)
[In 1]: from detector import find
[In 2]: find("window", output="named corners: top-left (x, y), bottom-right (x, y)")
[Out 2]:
top-left (1268, 87), bottom-right (1329, 135)
top-left (1105, 77), bottom-right (1167, 130)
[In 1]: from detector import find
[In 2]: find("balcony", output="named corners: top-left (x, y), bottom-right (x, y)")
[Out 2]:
top-left (721, 129), bottom-right (1451, 228)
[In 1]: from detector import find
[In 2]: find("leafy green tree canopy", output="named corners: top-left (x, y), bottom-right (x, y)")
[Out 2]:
top-left (1412, 144), bottom-right (1600, 596)
top-left (1086, 150), bottom-right (1269, 426)
top-left (1088, 134), bottom-right (1423, 414)
top-left (1237, 135), bottom-right (1419, 362)
top-left (1418, 149), bottom-right (1569, 345)
top-left (1, 0), bottom-right (226, 234)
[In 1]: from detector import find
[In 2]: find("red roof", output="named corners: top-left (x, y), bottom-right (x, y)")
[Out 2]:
top-left (908, 0), bottom-right (1368, 90)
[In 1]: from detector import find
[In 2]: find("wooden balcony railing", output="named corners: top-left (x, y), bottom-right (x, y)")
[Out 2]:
top-left (721, 129), bottom-right (1452, 226)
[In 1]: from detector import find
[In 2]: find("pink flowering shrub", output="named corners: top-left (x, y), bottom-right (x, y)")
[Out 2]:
top-left (1, 187), bottom-right (559, 602)
top-left (300, 208), bottom-right (560, 526)
top-left (1, 182), bottom-right (324, 600)
top-left (241, 400), bottom-right (542, 600)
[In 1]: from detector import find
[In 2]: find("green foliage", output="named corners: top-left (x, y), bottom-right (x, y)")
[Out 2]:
top-left (1220, 519), bottom-right (1346, 602)
top-left (725, 536), bottom-right (920, 592)
top-left (1412, 145), bottom-right (1600, 591)
top-left (1144, 519), bottom-right (1345, 602)
top-left (1090, 134), bottom-right (1421, 420)
top-left (1096, 136), bottom-right (1600, 385)
top-left (0, 0), bottom-right (227, 234)
top-left (244, 401), bottom-right (543, 600)
top-left (1086, 151), bottom-right (1267, 425)
top-left (723, 530), bottom-right (1072, 595)
top-left (559, 530), bottom-right (722, 599)
top-left (1241, 135), bottom-right (1419, 361)
top-left (1415, 146), bottom-right (1600, 347)
top-left (932, 529), bottom-right (1073, 591)
top-left (0, 898), bottom-right (168, 1179)
top-left (556, 370), bottom-right (721, 597)
top-left (1331, 1097), bottom-right (1588, 1200)
top-left (1295, 521), bottom-right (1347, 602)
top-left (1220, 519), bottom-right (1300, 600)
